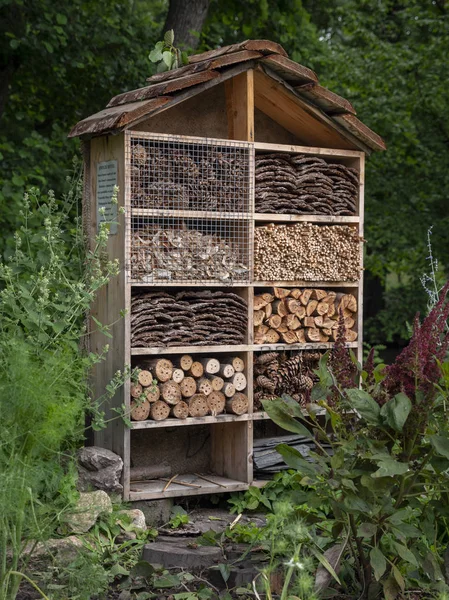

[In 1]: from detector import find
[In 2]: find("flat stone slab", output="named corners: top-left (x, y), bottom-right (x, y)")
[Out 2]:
top-left (143, 540), bottom-right (222, 569)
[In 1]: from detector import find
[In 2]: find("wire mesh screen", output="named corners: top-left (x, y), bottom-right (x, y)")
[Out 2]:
top-left (127, 133), bottom-right (252, 284)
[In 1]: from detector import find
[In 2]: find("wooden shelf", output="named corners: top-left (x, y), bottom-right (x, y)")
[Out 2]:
top-left (251, 342), bottom-right (357, 351)
top-left (131, 413), bottom-right (251, 429)
top-left (129, 473), bottom-right (249, 500)
top-left (252, 280), bottom-right (359, 288)
top-left (131, 344), bottom-right (250, 356)
top-left (255, 213), bottom-right (359, 224)
top-left (253, 141), bottom-right (363, 159)
top-left (130, 281), bottom-right (249, 287)
top-left (131, 208), bottom-right (251, 220)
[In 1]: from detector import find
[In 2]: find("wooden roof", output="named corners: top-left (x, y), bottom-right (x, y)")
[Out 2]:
top-left (69, 39), bottom-right (385, 152)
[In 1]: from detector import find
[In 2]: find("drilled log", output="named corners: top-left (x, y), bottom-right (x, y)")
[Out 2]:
top-left (187, 361), bottom-right (204, 378)
top-left (207, 391), bottom-right (226, 416)
top-left (147, 358), bottom-right (173, 382)
top-left (130, 399), bottom-right (150, 421)
top-left (150, 401), bottom-right (170, 421)
top-left (137, 370), bottom-right (153, 387)
top-left (200, 358), bottom-right (220, 375)
top-left (179, 355), bottom-right (193, 371)
top-left (219, 363), bottom-right (235, 379)
top-left (197, 377), bottom-right (213, 396)
top-left (160, 380), bottom-right (181, 405)
top-left (231, 357), bottom-right (245, 373)
top-left (180, 376), bottom-right (197, 398)
top-left (226, 393), bottom-right (249, 415)
top-left (188, 393), bottom-right (209, 417)
top-left (130, 383), bottom-right (143, 399)
top-left (171, 401), bottom-right (189, 419)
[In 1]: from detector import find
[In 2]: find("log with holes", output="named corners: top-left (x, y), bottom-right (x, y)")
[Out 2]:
top-left (130, 356), bottom-right (248, 421)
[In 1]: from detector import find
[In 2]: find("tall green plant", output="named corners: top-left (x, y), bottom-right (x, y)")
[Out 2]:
top-left (264, 285), bottom-right (449, 598)
top-left (0, 180), bottom-right (124, 599)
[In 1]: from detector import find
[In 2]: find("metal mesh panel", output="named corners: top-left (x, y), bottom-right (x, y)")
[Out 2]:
top-left (126, 133), bottom-right (252, 284)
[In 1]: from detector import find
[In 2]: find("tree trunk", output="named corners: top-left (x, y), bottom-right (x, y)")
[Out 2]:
top-left (163, 0), bottom-right (210, 50)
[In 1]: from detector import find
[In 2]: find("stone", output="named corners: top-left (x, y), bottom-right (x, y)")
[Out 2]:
top-left (24, 536), bottom-right (83, 565)
top-left (66, 490), bottom-right (113, 533)
top-left (142, 539), bottom-right (222, 569)
top-left (77, 446), bottom-right (123, 494)
top-left (133, 499), bottom-right (173, 527)
top-left (117, 509), bottom-right (146, 530)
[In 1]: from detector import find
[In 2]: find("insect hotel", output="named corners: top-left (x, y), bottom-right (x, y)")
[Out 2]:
top-left (69, 40), bottom-right (385, 500)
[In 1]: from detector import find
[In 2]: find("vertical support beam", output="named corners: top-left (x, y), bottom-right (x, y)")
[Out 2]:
top-left (357, 153), bottom-right (365, 366)
top-left (225, 70), bottom-right (254, 141)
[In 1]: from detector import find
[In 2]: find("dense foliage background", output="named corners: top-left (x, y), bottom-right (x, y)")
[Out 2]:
top-left (1, 0), bottom-right (448, 347)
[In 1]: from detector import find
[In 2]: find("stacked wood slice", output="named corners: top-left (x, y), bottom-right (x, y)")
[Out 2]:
top-left (131, 290), bottom-right (247, 347)
top-left (130, 356), bottom-right (249, 421)
top-left (131, 141), bottom-right (248, 212)
top-left (255, 153), bottom-right (359, 216)
top-left (253, 351), bottom-right (321, 411)
top-left (131, 223), bottom-right (248, 283)
top-left (254, 287), bottom-right (358, 345)
top-left (254, 222), bottom-right (361, 282)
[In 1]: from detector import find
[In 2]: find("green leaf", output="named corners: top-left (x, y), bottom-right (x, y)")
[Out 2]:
top-left (56, 13), bottom-right (67, 24)
top-left (343, 494), bottom-right (371, 514)
top-left (392, 542), bottom-right (418, 567)
top-left (149, 48), bottom-right (163, 62)
top-left (380, 393), bottom-right (411, 431)
top-left (130, 561), bottom-right (155, 579)
top-left (218, 563), bottom-right (231, 583)
top-left (263, 398), bottom-right (311, 437)
top-left (276, 444), bottom-right (316, 476)
top-left (181, 51), bottom-right (189, 65)
top-left (370, 547), bottom-right (387, 581)
top-left (162, 51), bottom-right (173, 68)
top-left (153, 574), bottom-right (181, 589)
top-left (429, 434), bottom-right (449, 459)
top-left (109, 563), bottom-right (129, 577)
top-left (392, 565), bottom-right (405, 591)
top-left (345, 389), bottom-right (380, 425)
top-left (383, 576), bottom-right (400, 600)
top-left (357, 523), bottom-right (377, 538)
top-left (371, 459), bottom-right (409, 478)
top-left (164, 29), bottom-right (174, 46)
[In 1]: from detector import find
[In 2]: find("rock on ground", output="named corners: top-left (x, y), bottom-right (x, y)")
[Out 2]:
top-left (66, 490), bottom-right (113, 533)
top-left (77, 446), bottom-right (123, 494)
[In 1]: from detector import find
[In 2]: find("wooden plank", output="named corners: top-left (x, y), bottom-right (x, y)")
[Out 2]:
top-left (261, 55), bottom-right (318, 85)
top-left (333, 114), bottom-right (386, 152)
top-left (211, 421), bottom-right (250, 483)
top-left (131, 414), bottom-right (251, 429)
top-left (225, 70), bottom-right (254, 141)
top-left (68, 97), bottom-right (170, 139)
top-left (129, 474), bottom-right (248, 500)
top-left (357, 153), bottom-right (365, 364)
top-left (131, 344), bottom-right (251, 356)
top-left (252, 281), bottom-right (359, 288)
top-left (188, 40), bottom-right (287, 64)
top-left (89, 134), bottom-right (127, 464)
top-left (131, 209), bottom-right (251, 220)
top-left (250, 342), bottom-right (359, 351)
top-left (254, 214), bottom-right (360, 224)
top-left (254, 68), bottom-right (358, 150)
top-left (145, 50), bottom-right (263, 84)
top-left (108, 71), bottom-right (220, 108)
top-left (253, 141), bottom-right (363, 158)
top-left (295, 83), bottom-right (356, 115)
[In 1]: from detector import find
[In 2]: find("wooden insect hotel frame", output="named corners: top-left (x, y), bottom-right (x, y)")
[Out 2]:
top-left (70, 40), bottom-right (385, 501)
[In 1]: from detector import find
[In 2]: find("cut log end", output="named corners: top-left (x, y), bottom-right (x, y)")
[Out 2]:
top-left (226, 393), bottom-right (249, 415)
top-left (130, 399), bottom-right (150, 421)
top-left (150, 401), bottom-right (170, 421)
top-left (189, 393), bottom-right (209, 417)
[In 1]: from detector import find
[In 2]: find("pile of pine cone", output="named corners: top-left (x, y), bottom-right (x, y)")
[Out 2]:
top-left (253, 351), bottom-right (321, 410)
top-left (131, 142), bottom-right (249, 212)
top-left (255, 153), bottom-right (358, 215)
top-left (131, 290), bottom-right (247, 347)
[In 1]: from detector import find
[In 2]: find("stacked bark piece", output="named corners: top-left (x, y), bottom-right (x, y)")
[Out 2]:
top-left (255, 153), bottom-right (358, 215)
top-left (253, 351), bottom-right (321, 411)
top-left (131, 142), bottom-right (249, 212)
top-left (131, 224), bottom-right (248, 283)
top-left (253, 287), bottom-right (358, 345)
top-left (131, 290), bottom-right (247, 347)
top-left (130, 356), bottom-right (249, 422)
top-left (254, 223), bottom-right (361, 282)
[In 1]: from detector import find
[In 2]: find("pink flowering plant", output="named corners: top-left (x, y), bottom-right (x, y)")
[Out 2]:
top-left (263, 283), bottom-right (449, 599)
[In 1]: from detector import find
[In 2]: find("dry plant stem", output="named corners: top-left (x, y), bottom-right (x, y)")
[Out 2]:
top-left (348, 515), bottom-right (371, 595)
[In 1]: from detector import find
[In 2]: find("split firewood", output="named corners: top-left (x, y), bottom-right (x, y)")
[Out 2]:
top-left (286, 298), bottom-right (302, 314)
top-left (150, 401), bottom-right (170, 421)
top-left (316, 302), bottom-right (329, 315)
top-left (254, 295), bottom-right (269, 310)
top-left (137, 370), bottom-right (153, 387)
top-left (180, 377), bottom-right (197, 398)
top-left (262, 292), bottom-right (275, 304)
top-left (197, 377), bottom-right (213, 396)
top-left (265, 303), bottom-right (272, 319)
top-left (200, 358), bottom-right (220, 375)
top-left (160, 380), bottom-right (181, 405)
top-left (219, 363), bottom-right (235, 379)
top-left (207, 391), bottom-right (226, 416)
top-left (273, 299), bottom-right (289, 317)
top-left (268, 315), bottom-right (282, 329)
top-left (290, 288), bottom-right (302, 299)
top-left (281, 331), bottom-right (298, 344)
top-left (172, 368), bottom-right (185, 384)
top-left (296, 329), bottom-right (306, 343)
top-left (305, 328), bottom-right (322, 343)
top-left (179, 355), bottom-right (193, 371)
top-left (187, 361), bottom-right (204, 378)
top-left (265, 329), bottom-right (280, 344)
top-left (285, 314), bottom-right (301, 330)
top-left (306, 300), bottom-right (318, 316)
top-left (226, 393), bottom-right (249, 415)
top-left (223, 382), bottom-right (236, 398)
top-left (147, 358), bottom-right (173, 382)
top-left (171, 401), bottom-right (189, 419)
top-left (130, 383), bottom-right (143, 398)
top-left (274, 287), bottom-right (291, 299)
top-left (254, 310), bottom-right (265, 326)
top-left (231, 357), bottom-right (245, 372)
top-left (188, 394), bottom-right (209, 417)
top-left (144, 384), bottom-right (160, 403)
top-left (130, 399), bottom-right (150, 421)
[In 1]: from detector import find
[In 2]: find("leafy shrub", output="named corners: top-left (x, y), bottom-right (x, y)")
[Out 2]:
top-left (262, 284), bottom-right (449, 599)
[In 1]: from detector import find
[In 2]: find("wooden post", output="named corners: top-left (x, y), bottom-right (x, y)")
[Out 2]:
top-left (225, 70), bottom-right (254, 141)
